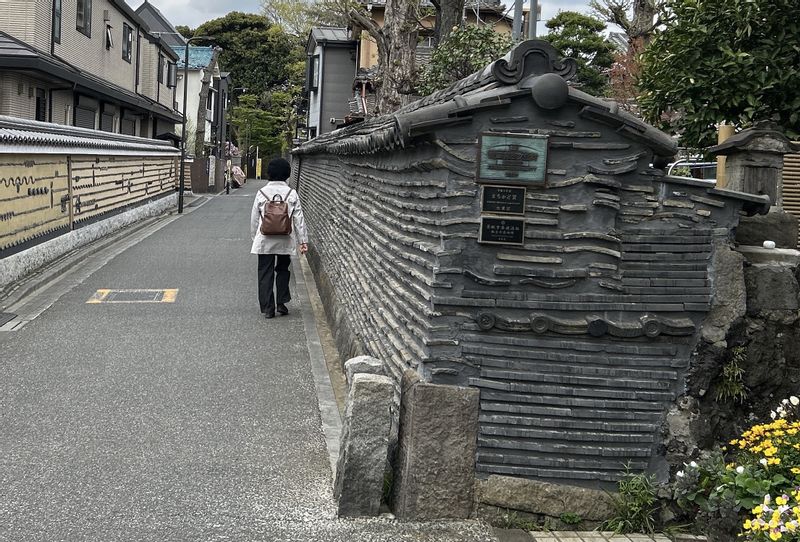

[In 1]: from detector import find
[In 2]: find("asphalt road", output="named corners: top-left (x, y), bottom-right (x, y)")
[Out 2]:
top-left (0, 182), bottom-right (495, 542)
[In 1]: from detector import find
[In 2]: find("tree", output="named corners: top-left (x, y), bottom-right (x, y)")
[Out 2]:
top-left (261, 0), bottom-right (350, 37)
top-left (589, 0), bottom-right (664, 43)
top-left (193, 12), bottom-right (303, 96)
top-left (349, 0), bottom-right (422, 113)
top-left (229, 93), bottom-right (295, 158)
top-left (431, 0), bottom-right (465, 46)
top-left (607, 37), bottom-right (644, 113)
top-left (637, 0), bottom-right (800, 148)
top-left (542, 12), bottom-right (615, 97)
top-left (418, 24), bottom-right (512, 95)
top-left (175, 25), bottom-right (194, 40)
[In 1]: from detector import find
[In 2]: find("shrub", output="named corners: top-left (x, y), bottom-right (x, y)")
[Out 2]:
top-left (673, 396), bottom-right (800, 541)
top-left (602, 469), bottom-right (660, 534)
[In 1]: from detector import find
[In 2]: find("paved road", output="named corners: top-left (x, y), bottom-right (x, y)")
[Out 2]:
top-left (0, 181), bottom-right (495, 541)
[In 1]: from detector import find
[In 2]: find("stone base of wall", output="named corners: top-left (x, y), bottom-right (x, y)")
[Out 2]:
top-left (0, 193), bottom-right (177, 289)
top-left (736, 209), bottom-right (798, 248)
top-left (668, 243), bottom-right (800, 490)
top-left (305, 246), bottom-right (366, 364)
top-left (474, 475), bottom-right (614, 530)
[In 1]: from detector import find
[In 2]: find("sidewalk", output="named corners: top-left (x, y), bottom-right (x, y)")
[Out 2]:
top-left (0, 181), bottom-right (495, 541)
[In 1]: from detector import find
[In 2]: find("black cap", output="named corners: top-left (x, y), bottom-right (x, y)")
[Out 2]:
top-left (267, 158), bottom-right (291, 182)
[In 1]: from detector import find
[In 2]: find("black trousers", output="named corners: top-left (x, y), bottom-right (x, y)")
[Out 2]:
top-left (258, 254), bottom-right (291, 312)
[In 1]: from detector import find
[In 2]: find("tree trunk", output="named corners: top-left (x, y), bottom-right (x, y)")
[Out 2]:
top-left (377, 0), bottom-right (419, 113)
top-left (631, 0), bottom-right (656, 42)
top-left (195, 48), bottom-right (220, 157)
top-left (434, 0), bottom-right (465, 46)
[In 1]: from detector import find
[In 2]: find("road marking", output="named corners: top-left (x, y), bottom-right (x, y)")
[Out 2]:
top-left (86, 288), bottom-right (178, 304)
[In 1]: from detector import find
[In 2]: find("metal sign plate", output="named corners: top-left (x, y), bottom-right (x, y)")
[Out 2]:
top-left (478, 216), bottom-right (526, 246)
top-left (477, 132), bottom-right (548, 185)
top-left (482, 185), bottom-right (527, 215)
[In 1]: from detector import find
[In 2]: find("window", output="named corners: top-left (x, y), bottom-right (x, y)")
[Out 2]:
top-left (167, 62), bottom-right (177, 88)
top-left (76, 0), bottom-right (91, 37)
top-left (105, 25), bottom-right (113, 50)
top-left (101, 112), bottom-right (114, 132)
top-left (207, 91), bottom-right (213, 111)
top-left (35, 89), bottom-right (46, 122)
top-left (157, 54), bottom-right (164, 84)
top-left (307, 55), bottom-right (320, 91)
top-left (122, 24), bottom-right (132, 62)
top-left (52, 0), bottom-right (62, 44)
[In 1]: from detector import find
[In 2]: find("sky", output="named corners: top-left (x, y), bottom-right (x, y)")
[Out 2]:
top-left (135, 0), bottom-right (595, 34)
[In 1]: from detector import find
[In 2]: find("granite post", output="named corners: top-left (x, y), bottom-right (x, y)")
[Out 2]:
top-left (391, 370), bottom-right (480, 520)
top-left (334, 373), bottom-right (394, 517)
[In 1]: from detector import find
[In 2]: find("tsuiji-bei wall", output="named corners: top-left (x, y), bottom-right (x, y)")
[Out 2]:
top-left (292, 41), bottom-right (770, 487)
top-left (0, 116), bottom-right (179, 258)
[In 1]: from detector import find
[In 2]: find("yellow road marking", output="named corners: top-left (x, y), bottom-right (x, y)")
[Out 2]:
top-left (86, 289), bottom-right (112, 304)
top-left (85, 289), bottom-right (179, 304)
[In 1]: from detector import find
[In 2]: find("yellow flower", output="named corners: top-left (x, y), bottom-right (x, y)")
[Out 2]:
top-left (768, 458), bottom-right (782, 465)
top-left (770, 529), bottom-right (782, 540)
top-left (744, 519), bottom-right (753, 530)
top-left (777, 496), bottom-right (788, 506)
top-left (764, 446), bottom-right (778, 457)
top-left (754, 505), bottom-right (764, 515)
top-left (790, 467), bottom-right (800, 475)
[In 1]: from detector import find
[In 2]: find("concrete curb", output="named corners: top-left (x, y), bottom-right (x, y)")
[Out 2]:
top-left (295, 255), bottom-right (343, 479)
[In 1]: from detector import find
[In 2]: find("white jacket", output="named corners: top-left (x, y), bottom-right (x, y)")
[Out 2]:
top-left (250, 181), bottom-right (309, 255)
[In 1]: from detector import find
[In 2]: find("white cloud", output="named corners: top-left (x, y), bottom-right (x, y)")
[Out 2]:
top-left (135, 0), bottom-right (263, 28)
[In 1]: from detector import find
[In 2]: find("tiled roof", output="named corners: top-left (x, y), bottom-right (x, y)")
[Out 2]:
top-left (172, 45), bottom-right (215, 69)
top-left (0, 116), bottom-right (179, 155)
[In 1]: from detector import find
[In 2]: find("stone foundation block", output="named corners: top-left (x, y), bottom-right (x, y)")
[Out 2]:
top-left (744, 264), bottom-right (800, 312)
top-left (391, 370), bottom-right (479, 520)
top-left (334, 373), bottom-right (394, 517)
top-left (475, 475), bottom-right (614, 522)
top-left (736, 210), bottom-right (798, 249)
top-left (344, 355), bottom-right (385, 386)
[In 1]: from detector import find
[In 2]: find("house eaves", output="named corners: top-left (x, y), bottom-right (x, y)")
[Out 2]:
top-left (0, 31), bottom-right (182, 123)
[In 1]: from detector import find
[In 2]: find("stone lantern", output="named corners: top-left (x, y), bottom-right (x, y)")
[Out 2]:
top-left (708, 121), bottom-right (800, 247)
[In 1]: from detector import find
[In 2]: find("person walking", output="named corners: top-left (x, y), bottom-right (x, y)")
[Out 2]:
top-left (250, 158), bottom-right (308, 319)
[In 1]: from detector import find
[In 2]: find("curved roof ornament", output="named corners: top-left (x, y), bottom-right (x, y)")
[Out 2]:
top-left (490, 40), bottom-right (578, 84)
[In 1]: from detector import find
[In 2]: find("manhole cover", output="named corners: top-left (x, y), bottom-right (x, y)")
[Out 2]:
top-left (87, 289), bottom-right (178, 304)
top-left (0, 312), bottom-right (16, 326)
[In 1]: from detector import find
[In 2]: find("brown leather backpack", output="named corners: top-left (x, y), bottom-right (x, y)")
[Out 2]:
top-left (259, 189), bottom-right (293, 236)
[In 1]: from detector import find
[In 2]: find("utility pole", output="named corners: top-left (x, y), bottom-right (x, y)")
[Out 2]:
top-left (528, 0), bottom-right (538, 38)
top-left (512, 0), bottom-right (523, 41)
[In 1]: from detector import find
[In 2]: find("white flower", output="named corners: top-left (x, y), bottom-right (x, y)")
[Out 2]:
top-left (761, 458), bottom-right (769, 466)
top-left (689, 461), bottom-right (698, 468)
top-left (771, 411), bottom-right (778, 419)
top-left (783, 398), bottom-right (790, 405)
top-left (791, 396), bottom-right (799, 406)
top-left (676, 470), bottom-right (685, 478)
top-left (737, 466), bottom-right (745, 474)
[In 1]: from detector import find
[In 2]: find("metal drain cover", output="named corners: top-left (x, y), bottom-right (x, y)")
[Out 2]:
top-left (87, 289), bottom-right (178, 304)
